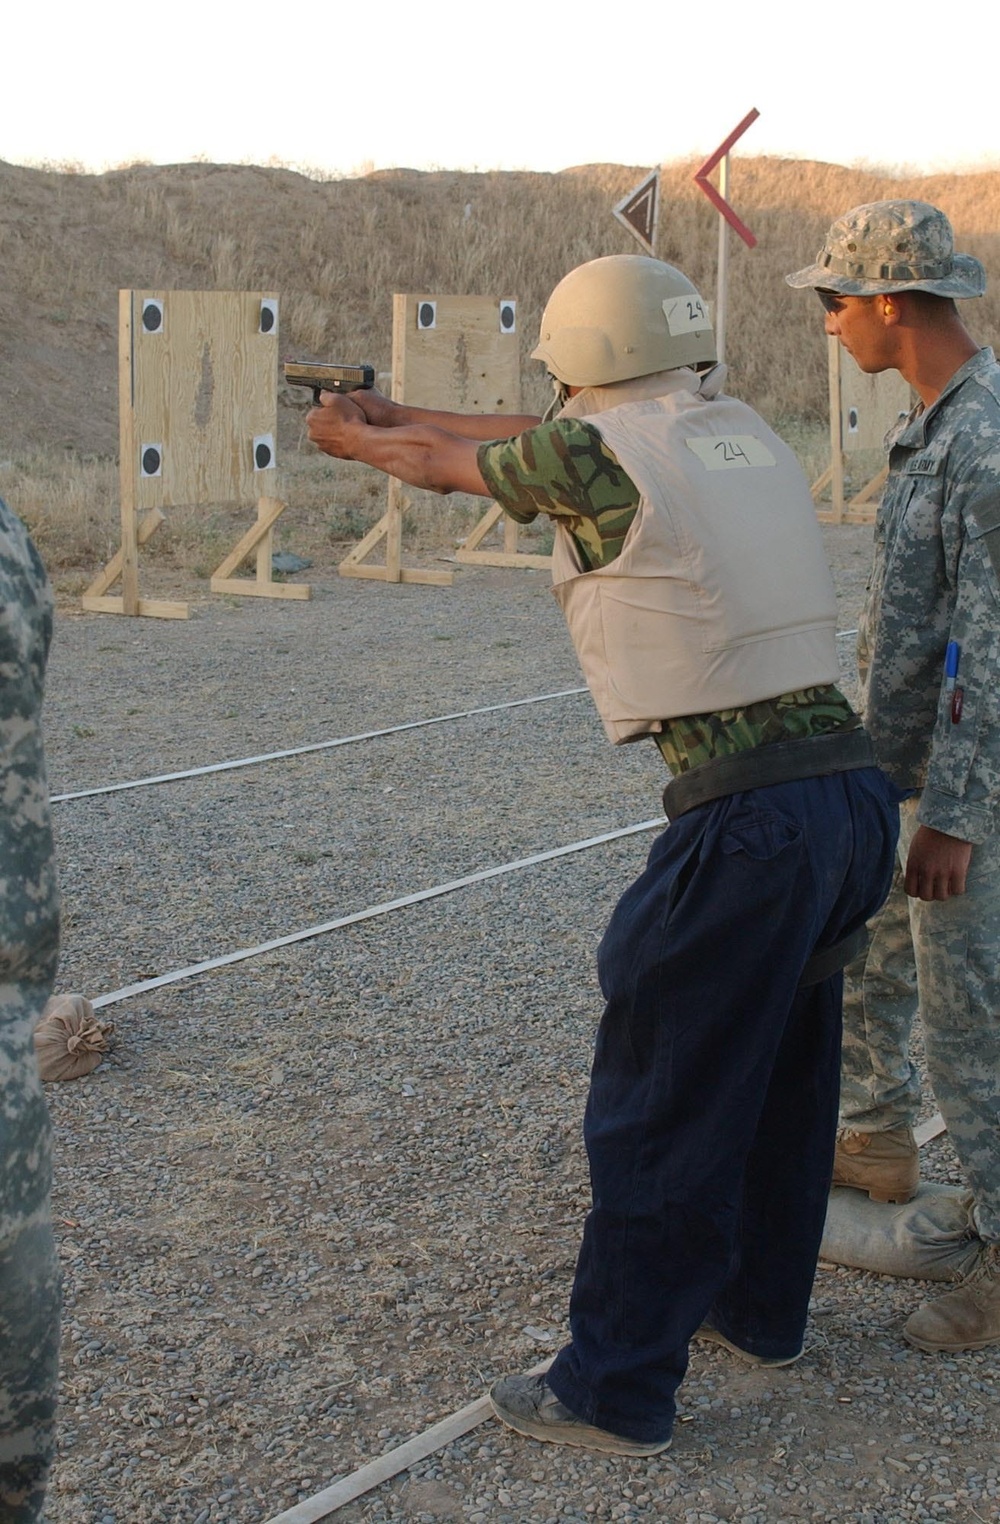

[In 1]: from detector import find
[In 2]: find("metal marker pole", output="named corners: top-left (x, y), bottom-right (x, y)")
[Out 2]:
top-left (716, 153), bottom-right (730, 364)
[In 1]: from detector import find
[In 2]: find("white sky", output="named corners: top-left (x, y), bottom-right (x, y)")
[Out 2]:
top-left (5, 0), bottom-right (999, 179)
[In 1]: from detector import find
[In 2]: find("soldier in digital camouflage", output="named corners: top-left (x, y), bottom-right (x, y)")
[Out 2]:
top-left (0, 497), bottom-right (61, 1519)
top-left (306, 256), bottom-right (901, 1455)
top-left (788, 199), bottom-right (1000, 1352)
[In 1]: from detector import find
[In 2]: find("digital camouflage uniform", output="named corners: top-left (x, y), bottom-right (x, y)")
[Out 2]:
top-left (842, 347), bottom-right (1000, 1244)
top-left (0, 497), bottom-right (61, 1520)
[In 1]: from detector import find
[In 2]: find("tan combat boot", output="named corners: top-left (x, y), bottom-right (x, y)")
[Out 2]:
top-left (831, 1124), bottom-right (919, 1204)
top-left (904, 1242), bottom-right (1000, 1352)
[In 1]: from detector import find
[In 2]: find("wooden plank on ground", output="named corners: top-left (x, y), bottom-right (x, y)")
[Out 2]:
top-left (339, 564), bottom-right (453, 587)
top-left (80, 595), bottom-right (189, 620)
top-left (262, 1358), bottom-right (553, 1524)
top-left (209, 578), bottom-right (311, 600)
top-left (915, 1111), bottom-right (946, 1147)
top-left (455, 549), bottom-right (552, 570)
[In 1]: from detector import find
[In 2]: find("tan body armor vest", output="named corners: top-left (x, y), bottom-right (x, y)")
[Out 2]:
top-left (551, 369), bottom-right (839, 743)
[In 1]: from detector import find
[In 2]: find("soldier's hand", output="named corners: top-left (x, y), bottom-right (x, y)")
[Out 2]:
top-left (349, 387), bottom-right (401, 428)
top-left (306, 392), bottom-right (367, 459)
top-left (904, 825), bottom-right (973, 900)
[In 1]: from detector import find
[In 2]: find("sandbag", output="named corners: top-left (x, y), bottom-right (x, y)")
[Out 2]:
top-left (34, 994), bottom-right (114, 1082)
top-left (821, 1183), bottom-right (983, 1282)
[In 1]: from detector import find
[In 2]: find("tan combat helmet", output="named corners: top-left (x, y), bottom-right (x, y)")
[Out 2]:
top-left (532, 255), bottom-right (717, 387)
top-left (786, 200), bottom-right (985, 299)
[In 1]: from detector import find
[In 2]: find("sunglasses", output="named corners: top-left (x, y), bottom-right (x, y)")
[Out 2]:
top-left (816, 290), bottom-right (843, 314)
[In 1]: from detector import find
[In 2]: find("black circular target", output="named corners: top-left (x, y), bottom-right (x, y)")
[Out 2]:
top-left (418, 302), bottom-right (435, 328)
top-left (500, 303), bottom-right (515, 331)
top-left (141, 446), bottom-right (161, 475)
top-left (142, 303), bottom-right (162, 332)
top-left (255, 442), bottom-right (272, 469)
top-left (260, 306), bottom-right (275, 333)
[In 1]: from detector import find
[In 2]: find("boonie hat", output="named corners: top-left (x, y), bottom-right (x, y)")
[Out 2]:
top-left (786, 200), bottom-right (985, 299)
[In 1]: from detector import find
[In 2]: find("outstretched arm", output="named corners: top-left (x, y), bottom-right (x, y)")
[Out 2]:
top-left (348, 387), bottom-right (542, 441)
top-left (307, 393), bottom-right (491, 496)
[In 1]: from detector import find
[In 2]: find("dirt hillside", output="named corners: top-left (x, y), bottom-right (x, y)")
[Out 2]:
top-left (3, 155), bottom-right (1000, 463)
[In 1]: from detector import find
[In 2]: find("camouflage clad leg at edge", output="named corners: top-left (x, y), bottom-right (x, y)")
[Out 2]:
top-left (0, 497), bottom-right (61, 1519)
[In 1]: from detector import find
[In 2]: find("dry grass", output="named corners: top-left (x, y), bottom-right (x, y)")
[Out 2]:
top-left (2, 153), bottom-right (999, 586)
top-left (0, 454), bottom-right (121, 573)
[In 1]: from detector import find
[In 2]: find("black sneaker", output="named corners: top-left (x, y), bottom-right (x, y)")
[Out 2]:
top-left (694, 1322), bottom-right (802, 1367)
top-left (489, 1374), bottom-right (672, 1456)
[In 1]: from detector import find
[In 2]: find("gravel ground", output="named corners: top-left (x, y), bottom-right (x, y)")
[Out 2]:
top-left (39, 528), bottom-right (998, 1524)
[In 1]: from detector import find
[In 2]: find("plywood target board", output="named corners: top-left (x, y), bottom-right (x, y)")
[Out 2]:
top-left (128, 289), bottom-right (279, 507)
top-left (339, 294), bottom-right (531, 585)
top-left (82, 290), bottom-right (302, 617)
top-left (391, 294), bottom-right (521, 412)
top-left (840, 347), bottom-right (912, 453)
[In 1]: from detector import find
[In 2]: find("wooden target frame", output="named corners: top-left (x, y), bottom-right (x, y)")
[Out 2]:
top-left (84, 290), bottom-right (308, 618)
top-left (339, 293), bottom-right (549, 585)
top-left (812, 336), bottom-right (912, 524)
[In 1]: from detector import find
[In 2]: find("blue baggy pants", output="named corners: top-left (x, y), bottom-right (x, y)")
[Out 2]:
top-left (546, 766), bottom-right (902, 1445)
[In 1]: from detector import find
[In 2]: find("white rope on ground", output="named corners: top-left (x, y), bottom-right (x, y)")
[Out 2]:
top-left (81, 623), bottom-right (869, 1010)
top-left (50, 688), bottom-right (588, 803)
top-left (51, 629), bottom-right (862, 805)
top-left (90, 818), bottom-right (665, 1010)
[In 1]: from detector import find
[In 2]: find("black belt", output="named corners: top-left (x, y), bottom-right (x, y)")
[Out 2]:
top-left (662, 727), bottom-right (876, 820)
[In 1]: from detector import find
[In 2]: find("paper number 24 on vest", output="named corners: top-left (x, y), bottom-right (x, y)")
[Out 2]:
top-left (685, 437), bottom-right (777, 471)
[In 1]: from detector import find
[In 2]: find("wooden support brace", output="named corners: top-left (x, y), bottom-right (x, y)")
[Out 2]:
top-left (834, 464), bottom-right (888, 523)
top-left (816, 464), bottom-right (887, 526)
top-left (851, 465), bottom-right (889, 507)
top-left (83, 509), bottom-right (167, 599)
top-left (457, 499), bottom-right (502, 553)
top-left (455, 501), bottom-right (552, 571)
top-left (813, 337), bottom-right (846, 525)
top-left (210, 497), bottom-right (312, 600)
top-left (337, 508), bottom-right (397, 570)
top-left (338, 480), bottom-right (454, 588)
top-left (80, 507), bottom-right (188, 619)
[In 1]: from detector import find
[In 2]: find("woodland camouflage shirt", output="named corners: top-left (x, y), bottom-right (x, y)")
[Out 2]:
top-left (478, 418), bottom-right (856, 774)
